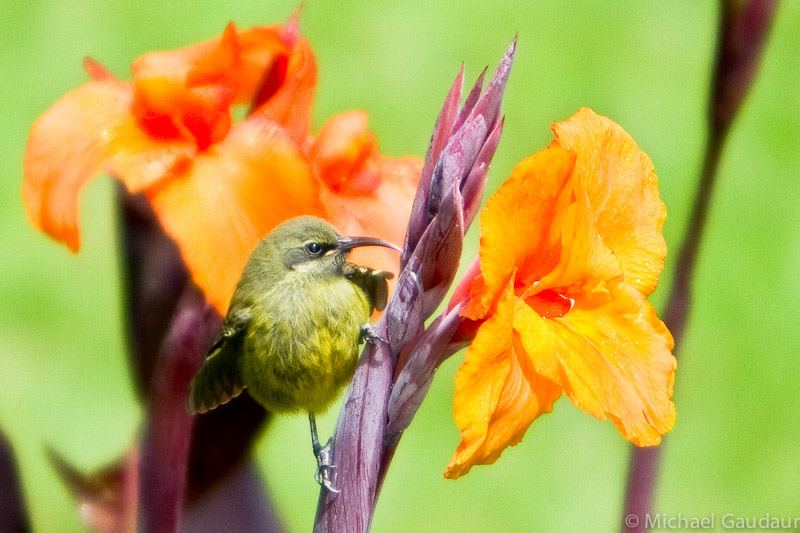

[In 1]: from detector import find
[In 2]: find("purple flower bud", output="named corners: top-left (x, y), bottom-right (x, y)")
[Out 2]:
top-left (314, 39), bottom-right (516, 533)
top-left (712, 0), bottom-right (777, 132)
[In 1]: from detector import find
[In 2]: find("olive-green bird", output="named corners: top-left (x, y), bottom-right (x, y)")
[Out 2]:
top-left (186, 216), bottom-right (400, 490)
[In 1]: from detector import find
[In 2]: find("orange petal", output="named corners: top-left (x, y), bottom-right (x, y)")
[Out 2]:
top-left (83, 57), bottom-right (115, 81)
top-left (446, 280), bottom-right (561, 478)
top-left (249, 36), bottom-right (316, 144)
top-left (514, 281), bottom-right (676, 446)
top-left (552, 108), bottom-right (667, 297)
top-left (464, 144), bottom-right (575, 320)
top-left (147, 116), bottom-right (323, 313)
top-left (321, 151), bottom-right (422, 283)
top-left (131, 22), bottom-right (286, 106)
top-left (130, 23), bottom-right (292, 148)
top-left (309, 110), bottom-right (413, 287)
top-left (22, 79), bottom-right (195, 252)
top-left (224, 24), bottom-right (290, 101)
top-left (310, 111), bottom-right (380, 195)
top-left (534, 173), bottom-right (623, 295)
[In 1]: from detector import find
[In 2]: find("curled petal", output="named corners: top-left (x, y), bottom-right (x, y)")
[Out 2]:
top-left (429, 114), bottom-right (488, 214)
top-left (131, 23), bottom-right (297, 149)
top-left (385, 269), bottom-right (425, 351)
top-left (534, 174), bottom-right (623, 295)
top-left (148, 117), bottom-right (322, 313)
top-left (131, 23), bottom-right (287, 108)
top-left (464, 145), bottom-right (575, 319)
top-left (411, 185), bottom-right (464, 317)
top-left (249, 36), bottom-right (316, 143)
top-left (215, 24), bottom-right (289, 101)
top-left (462, 37), bottom-right (514, 137)
top-left (446, 281), bottom-right (561, 478)
top-left (462, 115), bottom-right (503, 230)
top-left (514, 281), bottom-right (676, 446)
top-left (22, 79), bottom-right (195, 251)
top-left (552, 108), bottom-right (666, 297)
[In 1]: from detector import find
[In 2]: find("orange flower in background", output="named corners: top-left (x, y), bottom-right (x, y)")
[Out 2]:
top-left (312, 110), bottom-right (421, 286)
top-left (445, 108), bottom-right (676, 478)
top-left (23, 15), bottom-right (420, 313)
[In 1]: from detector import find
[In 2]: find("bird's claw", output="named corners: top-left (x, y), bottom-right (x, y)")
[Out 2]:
top-left (360, 324), bottom-right (387, 345)
top-left (314, 440), bottom-right (339, 493)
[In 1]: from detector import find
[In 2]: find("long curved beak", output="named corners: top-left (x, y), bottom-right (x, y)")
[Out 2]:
top-left (337, 235), bottom-right (402, 253)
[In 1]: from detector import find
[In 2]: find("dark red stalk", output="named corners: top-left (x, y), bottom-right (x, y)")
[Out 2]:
top-left (0, 429), bottom-right (30, 533)
top-left (621, 1), bottom-right (777, 530)
top-left (117, 188), bottom-right (278, 530)
top-left (137, 286), bottom-right (218, 533)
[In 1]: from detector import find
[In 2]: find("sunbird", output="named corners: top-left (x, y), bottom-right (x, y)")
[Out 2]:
top-left (187, 216), bottom-right (400, 491)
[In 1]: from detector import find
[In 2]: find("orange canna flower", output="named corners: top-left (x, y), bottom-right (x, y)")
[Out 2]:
top-left (445, 108), bottom-right (676, 478)
top-left (23, 16), bottom-right (420, 313)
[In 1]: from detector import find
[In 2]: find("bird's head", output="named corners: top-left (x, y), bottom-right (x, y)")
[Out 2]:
top-left (258, 216), bottom-right (401, 277)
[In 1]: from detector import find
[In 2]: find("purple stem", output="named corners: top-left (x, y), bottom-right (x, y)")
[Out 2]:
top-left (0, 428), bottom-right (30, 533)
top-left (117, 187), bottom-right (190, 394)
top-left (118, 185), bottom-right (277, 521)
top-left (181, 460), bottom-right (284, 533)
top-left (313, 322), bottom-right (394, 532)
top-left (137, 286), bottom-right (219, 533)
top-left (621, 1), bottom-right (777, 530)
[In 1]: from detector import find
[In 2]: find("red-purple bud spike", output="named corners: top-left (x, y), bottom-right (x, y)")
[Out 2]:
top-left (453, 66), bottom-right (487, 132)
top-left (403, 66), bottom-right (465, 264)
top-left (314, 39), bottom-right (516, 533)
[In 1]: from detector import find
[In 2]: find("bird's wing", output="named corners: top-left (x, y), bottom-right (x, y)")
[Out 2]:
top-left (186, 308), bottom-right (252, 414)
top-left (343, 263), bottom-right (394, 312)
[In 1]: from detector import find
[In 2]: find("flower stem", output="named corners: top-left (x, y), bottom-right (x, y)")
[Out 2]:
top-left (0, 428), bottom-right (30, 532)
top-left (620, 130), bottom-right (724, 531)
top-left (137, 286), bottom-right (218, 533)
top-left (621, 1), bottom-right (777, 530)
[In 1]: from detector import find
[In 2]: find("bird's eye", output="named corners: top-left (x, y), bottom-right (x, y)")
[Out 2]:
top-left (305, 242), bottom-right (323, 256)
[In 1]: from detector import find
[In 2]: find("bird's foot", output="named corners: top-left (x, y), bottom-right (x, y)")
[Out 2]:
top-left (314, 439), bottom-right (339, 493)
top-left (360, 324), bottom-right (387, 345)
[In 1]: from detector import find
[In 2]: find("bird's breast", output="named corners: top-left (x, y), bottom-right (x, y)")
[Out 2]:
top-left (241, 274), bottom-right (372, 413)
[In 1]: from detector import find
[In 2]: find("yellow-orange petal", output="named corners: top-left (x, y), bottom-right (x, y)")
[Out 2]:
top-left (533, 172), bottom-right (623, 296)
top-left (552, 108), bottom-right (666, 297)
top-left (464, 144), bottom-right (576, 320)
top-left (249, 36), bottom-right (316, 144)
top-left (147, 116), bottom-right (323, 313)
top-left (514, 281), bottom-right (676, 446)
top-left (322, 153), bottom-right (422, 283)
top-left (446, 280), bottom-right (561, 479)
top-left (22, 79), bottom-right (196, 252)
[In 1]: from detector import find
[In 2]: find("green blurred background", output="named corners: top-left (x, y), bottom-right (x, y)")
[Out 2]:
top-left (2, 1), bottom-right (799, 531)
